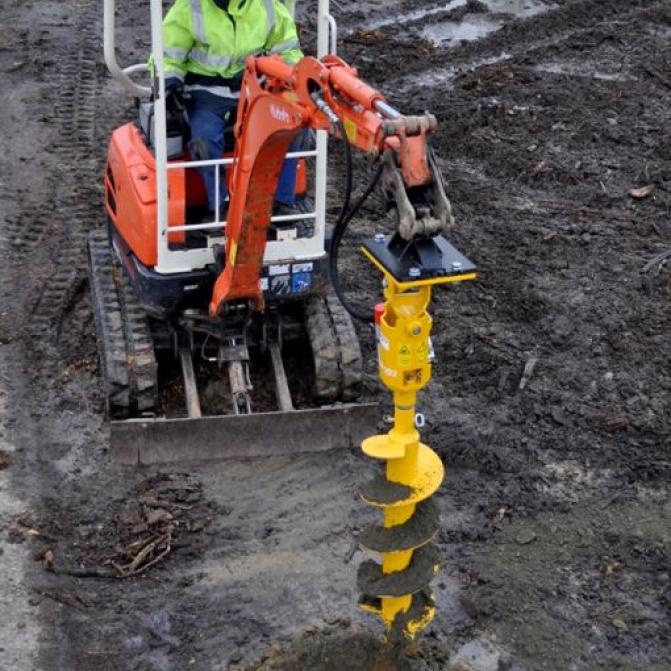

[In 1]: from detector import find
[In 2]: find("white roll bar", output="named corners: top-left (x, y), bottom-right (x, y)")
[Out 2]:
top-left (103, 0), bottom-right (151, 97)
top-left (104, 0), bottom-right (337, 274)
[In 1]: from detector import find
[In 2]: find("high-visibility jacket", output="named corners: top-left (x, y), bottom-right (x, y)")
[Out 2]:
top-left (158, 0), bottom-right (303, 86)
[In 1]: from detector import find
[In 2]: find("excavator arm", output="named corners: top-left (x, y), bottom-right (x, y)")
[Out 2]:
top-left (209, 54), bottom-right (454, 317)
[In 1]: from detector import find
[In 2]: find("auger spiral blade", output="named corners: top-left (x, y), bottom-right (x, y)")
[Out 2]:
top-left (357, 233), bottom-right (476, 641)
top-left (358, 437), bottom-right (444, 640)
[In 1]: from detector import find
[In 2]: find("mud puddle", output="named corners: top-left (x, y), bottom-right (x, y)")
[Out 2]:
top-left (397, 53), bottom-right (512, 92)
top-left (366, 0), bottom-right (468, 30)
top-left (366, 0), bottom-right (549, 41)
top-left (423, 0), bottom-right (550, 46)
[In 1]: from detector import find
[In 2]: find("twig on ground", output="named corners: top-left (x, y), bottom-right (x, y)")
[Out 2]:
top-left (641, 248), bottom-right (671, 275)
top-left (117, 531), bottom-right (172, 578)
top-left (518, 357), bottom-right (538, 391)
top-left (49, 564), bottom-right (117, 579)
top-left (34, 587), bottom-right (92, 610)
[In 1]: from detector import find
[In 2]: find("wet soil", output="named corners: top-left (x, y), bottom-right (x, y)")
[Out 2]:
top-left (1, 0), bottom-right (670, 670)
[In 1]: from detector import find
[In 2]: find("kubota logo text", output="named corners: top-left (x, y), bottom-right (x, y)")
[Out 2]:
top-left (270, 104), bottom-right (290, 124)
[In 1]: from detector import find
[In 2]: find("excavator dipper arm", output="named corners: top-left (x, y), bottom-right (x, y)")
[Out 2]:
top-left (209, 55), bottom-right (453, 318)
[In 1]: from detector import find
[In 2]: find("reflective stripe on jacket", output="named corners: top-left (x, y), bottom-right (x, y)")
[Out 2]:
top-left (157, 0), bottom-right (303, 83)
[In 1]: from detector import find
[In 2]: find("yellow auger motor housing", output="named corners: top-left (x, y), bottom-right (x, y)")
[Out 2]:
top-left (357, 233), bottom-right (476, 641)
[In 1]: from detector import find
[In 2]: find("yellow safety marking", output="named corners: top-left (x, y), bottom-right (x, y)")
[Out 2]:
top-left (344, 117), bottom-right (358, 143)
top-left (229, 241), bottom-right (238, 266)
top-left (399, 344), bottom-right (411, 366)
top-left (417, 342), bottom-right (428, 362)
top-left (361, 246), bottom-right (477, 288)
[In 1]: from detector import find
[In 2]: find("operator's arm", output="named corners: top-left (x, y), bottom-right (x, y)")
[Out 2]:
top-left (148, 0), bottom-right (195, 82)
top-left (266, 0), bottom-right (303, 65)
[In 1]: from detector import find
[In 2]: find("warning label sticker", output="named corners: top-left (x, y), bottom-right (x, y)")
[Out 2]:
top-left (399, 344), bottom-right (411, 365)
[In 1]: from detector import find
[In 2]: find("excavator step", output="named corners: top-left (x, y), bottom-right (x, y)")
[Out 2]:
top-left (110, 402), bottom-right (379, 465)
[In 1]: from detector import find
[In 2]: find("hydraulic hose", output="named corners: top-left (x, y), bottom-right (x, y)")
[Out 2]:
top-left (329, 121), bottom-right (384, 323)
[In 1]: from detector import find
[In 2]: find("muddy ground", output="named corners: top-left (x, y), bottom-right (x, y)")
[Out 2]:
top-left (1, 0), bottom-right (670, 669)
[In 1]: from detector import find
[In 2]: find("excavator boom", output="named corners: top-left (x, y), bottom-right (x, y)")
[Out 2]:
top-left (209, 54), bottom-right (453, 316)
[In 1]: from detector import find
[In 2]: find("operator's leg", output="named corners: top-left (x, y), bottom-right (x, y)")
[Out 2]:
top-left (274, 134), bottom-right (305, 206)
top-left (187, 91), bottom-right (237, 213)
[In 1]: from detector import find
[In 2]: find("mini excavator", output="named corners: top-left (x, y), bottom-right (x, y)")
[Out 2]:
top-left (96, 0), bottom-right (476, 641)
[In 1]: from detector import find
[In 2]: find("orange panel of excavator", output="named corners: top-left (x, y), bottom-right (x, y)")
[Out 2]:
top-left (105, 123), bottom-right (185, 268)
top-left (105, 123), bottom-right (309, 268)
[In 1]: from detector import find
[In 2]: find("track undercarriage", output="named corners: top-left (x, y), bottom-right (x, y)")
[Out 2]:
top-left (88, 229), bottom-right (375, 462)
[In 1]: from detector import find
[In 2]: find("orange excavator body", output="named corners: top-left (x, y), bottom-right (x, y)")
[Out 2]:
top-left (106, 123), bottom-right (186, 266)
top-left (105, 121), bottom-right (308, 269)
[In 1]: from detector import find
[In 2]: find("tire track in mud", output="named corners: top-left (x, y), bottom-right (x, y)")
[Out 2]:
top-left (354, 0), bottom-right (669, 93)
top-left (28, 0), bottom-right (101, 348)
top-left (3, 8), bottom-right (106, 662)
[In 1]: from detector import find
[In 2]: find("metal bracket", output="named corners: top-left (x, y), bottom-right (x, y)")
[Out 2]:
top-left (361, 233), bottom-right (476, 285)
top-left (380, 151), bottom-right (454, 240)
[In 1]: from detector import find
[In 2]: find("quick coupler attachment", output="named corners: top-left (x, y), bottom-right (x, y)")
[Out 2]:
top-left (358, 234), bottom-right (476, 641)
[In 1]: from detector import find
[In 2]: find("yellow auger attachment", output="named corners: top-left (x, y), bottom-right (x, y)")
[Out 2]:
top-left (357, 233), bottom-right (476, 641)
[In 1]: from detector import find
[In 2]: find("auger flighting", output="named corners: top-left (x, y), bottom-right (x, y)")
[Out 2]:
top-left (357, 233), bottom-right (476, 641)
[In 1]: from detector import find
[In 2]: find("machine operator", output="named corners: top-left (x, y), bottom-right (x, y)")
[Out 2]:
top-left (158, 0), bottom-right (305, 219)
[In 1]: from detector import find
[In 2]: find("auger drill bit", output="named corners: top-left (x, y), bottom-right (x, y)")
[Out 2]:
top-left (358, 233), bottom-right (476, 641)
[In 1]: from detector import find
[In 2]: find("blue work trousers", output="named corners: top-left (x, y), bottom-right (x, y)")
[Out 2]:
top-left (186, 91), bottom-right (298, 212)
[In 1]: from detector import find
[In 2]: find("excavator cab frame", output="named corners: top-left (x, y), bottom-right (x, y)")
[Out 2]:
top-left (96, 0), bottom-right (379, 463)
top-left (103, 0), bottom-right (334, 277)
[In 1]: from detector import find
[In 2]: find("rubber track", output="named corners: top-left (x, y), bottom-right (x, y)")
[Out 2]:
top-left (304, 293), bottom-right (362, 402)
top-left (325, 293), bottom-right (363, 402)
top-left (88, 230), bottom-right (158, 418)
top-left (116, 263), bottom-right (158, 414)
top-left (88, 230), bottom-right (131, 419)
top-left (28, 0), bottom-right (101, 342)
top-left (305, 295), bottom-right (340, 400)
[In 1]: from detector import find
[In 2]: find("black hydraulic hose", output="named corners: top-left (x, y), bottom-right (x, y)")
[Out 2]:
top-left (329, 121), bottom-right (384, 323)
top-left (335, 120), bottom-right (353, 222)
